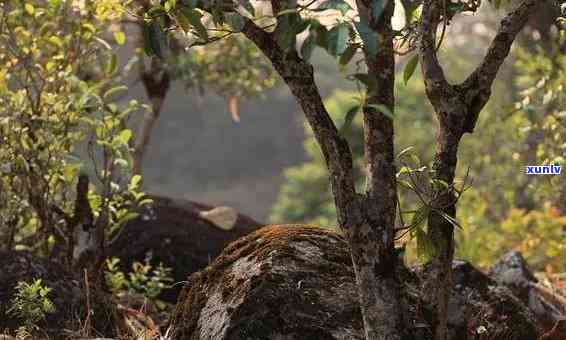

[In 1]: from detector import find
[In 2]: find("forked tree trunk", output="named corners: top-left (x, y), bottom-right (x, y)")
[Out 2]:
top-left (418, 1), bottom-right (547, 339)
top-left (242, 1), bottom-right (402, 335)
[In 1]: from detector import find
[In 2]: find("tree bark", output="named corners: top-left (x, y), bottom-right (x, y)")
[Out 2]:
top-left (243, 11), bottom-right (402, 338)
top-left (418, 1), bottom-right (547, 339)
top-left (358, 0), bottom-right (403, 337)
top-left (133, 58), bottom-right (170, 175)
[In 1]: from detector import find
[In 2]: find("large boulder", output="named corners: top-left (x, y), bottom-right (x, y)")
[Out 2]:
top-left (169, 225), bottom-right (540, 340)
top-left (108, 195), bottom-right (262, 302)
top-left (0, 251), bottom-right (117, 338)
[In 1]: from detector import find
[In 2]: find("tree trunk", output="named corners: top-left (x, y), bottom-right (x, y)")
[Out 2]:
top-left (425, 129), bottom-right (461, 340)
top-left (357, 0), bottom-right (403, 337)
top-left (418, 1), bottom-right (546, 339)
top-left (243, 15), bottom-right (403, 338)
top-left (133, 59), bottom-right (170, 175)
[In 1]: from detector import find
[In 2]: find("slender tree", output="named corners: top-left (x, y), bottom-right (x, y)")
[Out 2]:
top-left (418, 0), bottom-right (548, 338)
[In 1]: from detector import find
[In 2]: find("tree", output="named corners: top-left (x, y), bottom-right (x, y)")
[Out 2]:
top-left (0, 0), bottom-right (147, 281)
top-left (141, 0), bottom-right (551, 338)
top-left (418, 2), bottom-right (551, 337)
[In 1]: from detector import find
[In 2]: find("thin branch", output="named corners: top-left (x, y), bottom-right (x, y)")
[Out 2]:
top-left (418, 0), bottom-right (450, 98)
top-left (460, 0), bottom-right (547, 130)
top-left (241, 18), bottom-right (359, 224)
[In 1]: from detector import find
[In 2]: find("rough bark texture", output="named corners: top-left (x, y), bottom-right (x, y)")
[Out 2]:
top-left (0, 251), bottom-right (117, 338)
top-left (418, 1), bottom-right (547, 339)
top-left (170, 225), bottom-right (541, 340)
top-left (489, 251), bottom-right (566, 332)
top-left (242, 8), bottom-right (402, 337)
top-left (107, 195), bottom-right (261, 302)
top-left (358, 0), bottom-right (403, 337)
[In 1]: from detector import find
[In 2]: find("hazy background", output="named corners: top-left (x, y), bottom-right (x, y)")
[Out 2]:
top-left (134, 50), bottom-right (353, 221)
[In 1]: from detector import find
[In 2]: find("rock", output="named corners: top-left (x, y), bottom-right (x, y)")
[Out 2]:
top-left (170, 225), bottom-right (540, 340)
top-left (489, 251), bottom-right (565, 330)
top-left (107, 195), bottom-right (262, 302)
top-left (0, 251), bottom-right (117, 339)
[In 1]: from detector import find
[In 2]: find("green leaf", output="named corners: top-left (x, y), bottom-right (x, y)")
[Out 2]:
top-left (103, 85), bottom-right (128, 99)
top-left (177, 11), bottom-right (191, 32)
top-left (24, 3), bottom-right (35, 15)
top-left (339, 44), bottom-right (357, 66)
top-left (180, 8), bottom-right (208, 41)
top-left (114, 129), bottom-right (133, 145)
top-left (309, 21), bottom-right (329, 47)
top-left (354, 20), bottom-right (377, 57)
top-left (366, 103), bottom-right (394, 120)
top-left (339, 104), bottom-right (361, 136)
top-left (106, 54), bottom-right (118, 75)
top-left (326, 24), bottom-right (349, 56)
top-left (316, 0), bottom-right (351, 15)
top-left (437, 210), bottom-right (463, 229)
top-left (276, 26), bottom-right (297, 51)
top-left (114, 31), bottom-right (126, 45)
top-left (403, 55), bottom-right (419, 85)
top-left (371, 0), bottom-right (386, 20)
top-left (351, 73), bottom-right (377, 94)
top-left (240, 0), bottom-right (255, 16)
top-left (416, 227), bottom-right (436, 263)
top-left (410, 205), bottom-right (429, 229)
top-left (226, 13), bottom-right (245, 32)
top-left (397, 146), bottom-right (414, 159)
top-left (275, 13), bottom-right (309, 51)
top-left (143, 20), bottom-right (167, 58)
top-left (130, 174), bottom-right (142, 189)
top-left (300, 34), bottom-right (316, 61)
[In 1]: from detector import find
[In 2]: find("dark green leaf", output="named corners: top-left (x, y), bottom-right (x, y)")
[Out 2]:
top-left (312, 22), bottom-right (329, 47)
top-left (143, 20), bottom-right (168, 58)
top-left (326, 23), bottom-right (349, 56)
top-left (354, 20), bottom-right (377, 57)
top-left (371, 0), bottom-right (386, 20)
top-left (351, 73), bottom-right (377, 94)
top-left (226, 13), bottom-right (245, 32)
top-left (177, 11), bottom-right (191, 32)
top-left (338, 104), bottom-right (361, 136)
top-left (274, 13), bottom-right (307, 51)
top-left (180, 8), bottom-right (208, 41)
top-left (240, 0), bottom-right (255, 16)
top-left (142, 21), bottom-right (155, 56)
top-left (410, 205), bottom-right (429, 229)
top-left (148, 6), bottom-right (167, 18)
top-left (416, 227), bottom-right (436, 263)
top-left (275, 26), bottom-right (297, 51)
top-left (316, 0), bottom-right (351, 15)
top-left (339, 44), bottom-right (357, 66)
top-left (300, 34), bottom-right (316, 61)
top-left (403, 55), bottom-right (419, 85)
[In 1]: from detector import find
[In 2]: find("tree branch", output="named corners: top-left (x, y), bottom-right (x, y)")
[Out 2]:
top-left (241, 19), bottom-right (360, 226)
top-left (419, 0), bottom-right (450, 101)
top-left (460, 0), bottom-right (547, 132)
